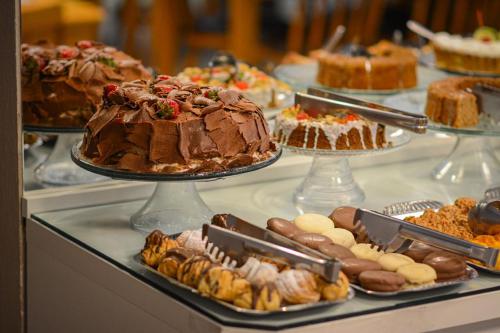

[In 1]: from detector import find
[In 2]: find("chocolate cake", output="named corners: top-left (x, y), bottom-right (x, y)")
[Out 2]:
top-left (425, 77), bottom-right (500, 128)
top-left (81, 76), bottom-right (275, 173)
top-left (22, 40), bottom-right (151, 127)
top-left (274, 105), bottom-right (386, 150)
top-left (316, 41), bottom-right (417, 90)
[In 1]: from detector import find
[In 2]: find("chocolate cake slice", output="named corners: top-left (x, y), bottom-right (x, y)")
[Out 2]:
top-left (81, 76), bottom-right (276, 173)
top-left (22, 40), bottom-right (151, 128)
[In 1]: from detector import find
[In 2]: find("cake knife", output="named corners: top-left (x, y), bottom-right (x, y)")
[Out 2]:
top-left (468, 84), bottom-right (500, 123)
top-left (353, 208), bottom-right (499, 267)
top-left (295, 88), bottom-right (428, 133)
top-left (202, 223), bottom-right (341, 282)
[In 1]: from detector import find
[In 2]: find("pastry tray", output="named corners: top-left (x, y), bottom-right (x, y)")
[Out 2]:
top-left (384, 200), bottom-right (500, 275)
top-left (134, 254), bottom-right (354, 315)
top-left (350, 266), bottom-right (478, 296)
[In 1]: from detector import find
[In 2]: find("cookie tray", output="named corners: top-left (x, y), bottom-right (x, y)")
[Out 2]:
top-left (384, 200), bottom-right (500, 275)
top-left (134, 254), bottom-right (354, 315)
top-left (350, 266), bottom-right (478, 297)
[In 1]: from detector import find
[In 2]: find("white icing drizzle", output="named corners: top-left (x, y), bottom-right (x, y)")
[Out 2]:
top-left (313, 126), bottom-right (320, 149)
top-left (364, 60), bottom-right (372, 90)
top-left (303, 124), bottom-right (310, 148)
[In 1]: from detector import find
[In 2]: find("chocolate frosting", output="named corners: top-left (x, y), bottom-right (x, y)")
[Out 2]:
top-left (81, 76), bottom-right (275, 173)
top-left (22, 41), bottom-right (151, 127)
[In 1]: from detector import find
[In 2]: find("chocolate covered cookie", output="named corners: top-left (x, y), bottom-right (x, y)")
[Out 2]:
top-left (292, 233), bottom-right (332, 250)
top-left (267, 217), bottom-right (303, 239)
top-left (341, 258), bottom-right (382, 282)
top-left (358, 270), bottom-right (405, 292)
top-left (318, 243), bottom-right (355, 260)
top-left (422, 252), bottom-right (467, 281)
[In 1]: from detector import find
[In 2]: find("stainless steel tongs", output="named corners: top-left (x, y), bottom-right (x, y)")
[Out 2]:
top-left (353, 209), bottom-right (499, 267)
top-left (202, 223), bottom-right (341, 282)
top-left (295, 87), bottom-right (428, 133)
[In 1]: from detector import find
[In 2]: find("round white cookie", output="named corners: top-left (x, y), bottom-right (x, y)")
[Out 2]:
top-left (397, 263), bottom-right (437, 284)
top-left (350, 243), bottom-right (384, 261)
top-left (322, 228), bottom-right (356, 248)
top-left (294, 214), bottom-right (334, 234)
top-left (377, 253), bottom-right (415, 272)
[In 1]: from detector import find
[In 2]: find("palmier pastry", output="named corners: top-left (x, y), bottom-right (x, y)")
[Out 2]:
top-left (198, 266), bottom-right (244, 302)
top-left (315, 271), bottom-right (350, 301)
top-left (275, 269), bottom-right (320, 304)
top-left (233, 283), bottom-right (282, 311)
top-left (144, 230), bottom-right (167, 249)
top-left (141, 237), bottom-right (178, 268)
top-left (176, 256), bottom-right (212, 287)
top-left (157, 248), bottom-right (194, 278)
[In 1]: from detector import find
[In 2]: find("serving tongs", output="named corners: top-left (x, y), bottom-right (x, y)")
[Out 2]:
top-left (353, 208), bottom-right (499, 267)
top-left (202, 221), bottom-right (341, 282)
top-left (295, 88), bottom-right (428, 133)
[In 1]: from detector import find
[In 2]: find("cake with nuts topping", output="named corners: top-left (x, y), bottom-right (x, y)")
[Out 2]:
top-left (274, 105), bottom-right (386, 150)
top-left (81, 76), bottom-right (275, 173)
top-left (22, 40), bottom-right (151, 127)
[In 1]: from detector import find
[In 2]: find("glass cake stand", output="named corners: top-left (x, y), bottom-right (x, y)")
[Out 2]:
top-left (384, 92), bottom-right (500, 187)
top-left (282, 127), bottom-right (411, 215)
top-left (23, 125), bottom-right (108, 187)
top-left (71, 143), bottom-right (282, 234)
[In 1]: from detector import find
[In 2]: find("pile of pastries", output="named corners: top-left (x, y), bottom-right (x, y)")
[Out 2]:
top-left (267, 208), bottom-right (469, 292)
top-left (141, 229), bottom-right (350, 311)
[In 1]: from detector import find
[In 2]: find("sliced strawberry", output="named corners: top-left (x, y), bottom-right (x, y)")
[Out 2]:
top-left (296, 112), bottom-right (309, 120)
top-left (345, 113), bottom-right (359, 121)
top-left (104, 84), bottom-right (119, 97)
top-left (157, 75), bottom-right (171, 81)
top-left (234, 81), bottom-right (249, 90)
top-left (59, 47), bottom-right (78, 59)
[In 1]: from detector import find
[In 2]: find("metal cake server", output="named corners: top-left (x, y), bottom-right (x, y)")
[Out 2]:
top-left (383, 199), bottom-right (444, 216)
top-left (468, 84), bottom-right (500, 123)
top-left (353, 208), bottom-right (499, 267)
top-left (202, 223), bottom-right (341, 282)
top-left (485, 186), bottom-right (500, 201)
top-left (295, 88), bottom-right (428, 133)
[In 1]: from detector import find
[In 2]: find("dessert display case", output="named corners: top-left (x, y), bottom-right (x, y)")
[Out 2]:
top-left (24, 133), bottom-right (500, 332)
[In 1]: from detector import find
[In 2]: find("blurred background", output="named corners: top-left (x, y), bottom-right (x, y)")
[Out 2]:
top-left (21, 0), bottom-right (500, 74)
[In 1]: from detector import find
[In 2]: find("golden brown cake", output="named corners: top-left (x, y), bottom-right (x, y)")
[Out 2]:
top-left (22, 40), bottom-right (151, 128)
top-left (432, 29), bottom-right (500, 75)
top-left (425, 77), bottom-right (500, 128)
top-left (316, 41), bottom-right (417, 90)
top-left (81, 77), bottom-right (275, 174)
top-left (274, 105), bottom-right (386, 150)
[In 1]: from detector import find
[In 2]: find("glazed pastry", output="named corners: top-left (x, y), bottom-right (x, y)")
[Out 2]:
top-left (422, 252), bottom-right (467, 281)
top-left (350, 243), bottom-right (384, 261)
top-left (267, 218), bottom-right (304, 239)
top-left (396, 263), bottom-right (437, 285)
top-left (237, 257), bottom-right (279, 286)
top-left (341, 258), bottom-right (383, 282)
top-left (294, 214), bottom-right (335, 234)
top-left (358, 270), bottom-right (406, 292)
top-left (292, 233), bottom-right (333, 250)
top-left (322, 228), bottom-right (356, 248)
top-left (176, 255), bottom-right (213, 288)
top-left (141, 237), bottom-right (178, 268)
top-left (315, 271), bottom-right (350, 301)
top-left (144, 229), bottom-right (168, 249)
top-left (198, 266), bottom-right (244, 302)
top-left (176, 229), bottom-right (206, 254)
top-left (403, 242), bottom-right (440, 262)
top-left (275, 269), bottom-right (320, 304)
top-left (318, 243), bottom-right (356, 260)
top-left (233, 282), bottom-right (282, 311)
top-left (377, 253), bottom-right (415, 272)
top-left (157, 248), bottom-right (194, 278)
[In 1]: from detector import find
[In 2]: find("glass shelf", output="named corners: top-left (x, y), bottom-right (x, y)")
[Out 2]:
top-left (30, 150), bottom-right (500, 330)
